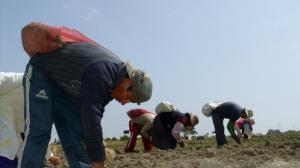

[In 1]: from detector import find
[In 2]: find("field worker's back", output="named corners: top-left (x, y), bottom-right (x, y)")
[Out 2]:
top-left (30, 42), bottom-right (125, 98)
top-left (28, 42), bottom-right (128, 162)
top-left (213, 102), bottom-right (244, 122)
top-left (127, 108), bottom-right (155, 131)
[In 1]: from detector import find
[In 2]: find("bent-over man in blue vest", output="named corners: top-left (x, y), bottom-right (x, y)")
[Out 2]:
top-left (19, 22), bottom-right (152, 168)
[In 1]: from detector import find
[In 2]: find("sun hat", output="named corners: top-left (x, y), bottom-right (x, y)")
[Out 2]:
top-left (244, 106), bottom-right (253, 118)
top-left (126, 62), bottom-right (152, 105)
top-left (155, 101), bottom-right (178, 114)
top-left (201, 101), bottom-right (225, 117)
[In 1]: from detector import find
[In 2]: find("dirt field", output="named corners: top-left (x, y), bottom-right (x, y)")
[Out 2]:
top-left (51, 132), bottom-right (300, 168)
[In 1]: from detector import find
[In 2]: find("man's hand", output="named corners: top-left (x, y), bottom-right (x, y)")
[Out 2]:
top-left (237, 131), bottom-right (243, 138)
top-left (48, 156), bottom-right (61, 166)
top-left (92, 161), bottom-right (105, 168)
top-left (231, 135), bottom-right (241, 144)
top-left (178, 141), bottom-right (186, 148)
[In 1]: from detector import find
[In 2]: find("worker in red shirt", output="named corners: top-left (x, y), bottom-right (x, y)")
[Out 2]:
top-left (125, 109), bottom-right (156, 152)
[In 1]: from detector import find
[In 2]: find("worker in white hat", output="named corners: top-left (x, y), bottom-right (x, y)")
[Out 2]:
top-left (203, 101), bottom-right (253, 146)
top-left (236, 118), bottom-right (255, 139)
top-left (155, 101), bottom-right (179, 114)
top-left (151, 101), bottom-right (199, 149)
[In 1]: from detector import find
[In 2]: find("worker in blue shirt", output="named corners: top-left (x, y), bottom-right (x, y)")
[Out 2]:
top-left (19, 23), bottom-right (153, 168)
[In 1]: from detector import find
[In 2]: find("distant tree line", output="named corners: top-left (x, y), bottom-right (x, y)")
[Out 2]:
top-left (267, 129), bottom-right (300, 135)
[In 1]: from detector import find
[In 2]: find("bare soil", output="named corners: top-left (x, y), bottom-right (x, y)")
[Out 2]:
top-left (51, 132), bottom-right (300, 168)
top-left (106, 133), bottom-right (300, 168)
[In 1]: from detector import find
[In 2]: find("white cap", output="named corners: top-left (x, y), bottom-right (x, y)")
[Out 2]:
top-left (244, 106), bottom-right (253, 118)
top-left (126, 62), bottom-right (152, 105)
top-left (201, 101), bottom-right (224, 117)
top-left (155, 101), bottom-right (178, 114)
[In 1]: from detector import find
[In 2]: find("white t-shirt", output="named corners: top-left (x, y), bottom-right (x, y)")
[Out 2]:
top-left (0, 72), bottom-right (24, 160)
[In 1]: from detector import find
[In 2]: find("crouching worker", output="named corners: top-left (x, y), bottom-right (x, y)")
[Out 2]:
top-left (202, 101), bottom-right (253, 146)
top-left (0, 72), bottom-right (24, 168)
top-left (125, 108), bottom-right (156, 152)
top-left (235, 118), bottom-right (255, 139)
top-left (151, 102), bottom-right (199, 150)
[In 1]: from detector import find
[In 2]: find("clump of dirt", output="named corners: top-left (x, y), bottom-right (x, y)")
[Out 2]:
top-left (264, 140), bottom-right (272, 146)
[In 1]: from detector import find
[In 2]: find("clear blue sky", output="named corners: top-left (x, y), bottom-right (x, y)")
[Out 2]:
top-left (1, 0), bottom-right (300, 140)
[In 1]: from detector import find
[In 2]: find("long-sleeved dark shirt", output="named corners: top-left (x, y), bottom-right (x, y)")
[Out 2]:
top-left (213, 101), bottom-right (244, 123)
top-left (158, 111), bottom-right (188, 133)
top-left (30, 42), bottom-right (128, 161)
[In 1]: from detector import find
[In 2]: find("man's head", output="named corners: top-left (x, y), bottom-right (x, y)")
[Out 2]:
top-left (111, 62), bottom-right (152, 105)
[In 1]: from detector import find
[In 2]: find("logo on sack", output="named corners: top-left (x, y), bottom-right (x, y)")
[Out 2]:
top-left (36, 90), bottom-right (48, 100)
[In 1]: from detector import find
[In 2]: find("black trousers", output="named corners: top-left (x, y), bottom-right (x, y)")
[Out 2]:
top-left (151, 116), bottom-right (177, 149)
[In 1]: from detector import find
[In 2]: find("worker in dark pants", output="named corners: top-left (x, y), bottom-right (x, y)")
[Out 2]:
top-left (19, 22), bottom-right (153, 168)
top-left (211, 101), bottom-right (253, 146)
top-left (152, 105), bottom-right (199, 150)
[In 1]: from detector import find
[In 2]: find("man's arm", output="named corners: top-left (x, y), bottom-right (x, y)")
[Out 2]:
top-left (234, 122), bottom-right (243, 138)
top-left (81, 101), bottom-right (106, 162)
top-left (171, 121), bottom-right (185, 142)
top-left (140, 118), bottom-right (153, 139)
top-left (227, 120), bottom-right (236, 136)
top-left (81, 64), bottom-right (113, 164)
top-left (227, 120), bottom-right (241, 144)
top-left (125, 121), bottom-right (139, 152)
